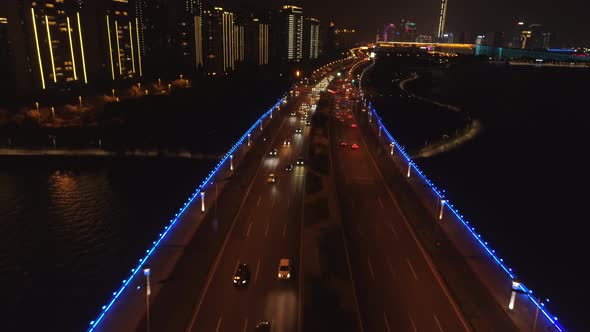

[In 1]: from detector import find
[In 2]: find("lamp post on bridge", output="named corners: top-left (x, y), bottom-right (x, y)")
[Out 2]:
top-left (508, 279), bottom-right (522, 310)
top-left (143, 266), bottom-right (151, 332)
top-left (201, 192), bottom-right (205, 212)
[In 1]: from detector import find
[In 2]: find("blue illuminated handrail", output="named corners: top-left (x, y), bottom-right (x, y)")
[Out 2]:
top-left (365, 99), bottom-right (567, 332)
top-left (87, 94), bottom-right (287, 332)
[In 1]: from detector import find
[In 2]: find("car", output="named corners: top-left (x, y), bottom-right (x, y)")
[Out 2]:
top-left (305, 120), bottom-right (311, 126)
top-left (340, 141), bottom-right (348, 147)
top-left (295, 128), bottom-right (302, 134)
top-left (285, 164), bottom-right (293, 172)
top-left (233, 263), bottom-right (250, 286)
top-left (255, 321), bottom-right (271, 332)
top-left (267, 173), bottom-right (277, 183)
top-left (350, 123), bottom-right (357, 128)
top-left (290, 111), bottom-right (296, 116)
top-left (278, 258), bottom-right (293, 280)
top-left (269, 149), bottom-right (278, 156)
top-left (296, 157), bottom-right (304, 166)
top-left (351, 143), bottom-right (359, 150)
top-left (283, 139), bottom-right (291, 147)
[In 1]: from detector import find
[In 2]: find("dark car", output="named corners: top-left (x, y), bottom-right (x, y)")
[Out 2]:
top-left (305, 120), bottom-right (311, 126)
top-left (296, 157), bottom-right (304, 166)
top-left (269, 149), bottom-right (278, 156)
top-left (295, 128), bottom-right (302, 134)
top-left (339, 141), bottom-right (348, 147)
top-left (285, 164), bottom-right (294, 172)
top-left (233, 264), bottom-right (251, 286)
top-left (255, 321), bottom-right (271, 332)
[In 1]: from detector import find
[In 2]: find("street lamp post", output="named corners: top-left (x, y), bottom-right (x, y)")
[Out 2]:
top-left (35, 101), bottom-right (39, 111)
top-left (406, 162), bottom-right (412, 178)
top-left (390, 142), bottom-right (394, 155)
top-left (201, 192), bottom-right (205, 212)
top-left (143, 267), bottom-right (151, 332)
top-left (438, 199), bottom-right (446, 220)
top-left (230, 154), bottom-right (234, 171)
top-left (508, 280), bottom-right (521, 310)
top-left (248, 133), bottom-right (251, 146)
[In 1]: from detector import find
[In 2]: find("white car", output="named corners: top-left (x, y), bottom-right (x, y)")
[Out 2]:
top-left (277, 258), bottom-right (293, 280)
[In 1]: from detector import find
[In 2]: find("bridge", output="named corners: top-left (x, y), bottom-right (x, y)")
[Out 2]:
top-left (85, 53), bottom-right (567, 332)
top-left (374, 41), bottom-right (590, 63)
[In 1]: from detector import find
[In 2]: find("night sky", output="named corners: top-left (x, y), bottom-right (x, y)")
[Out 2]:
top-left (0, 0), bottom-right (586, 46)
top-left (229, 0), bottom-right (589, 47)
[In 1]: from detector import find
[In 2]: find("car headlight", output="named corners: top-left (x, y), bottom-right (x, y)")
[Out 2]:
top-left (287, 273), bottom-right (290, 278)
top-left (278, 273), bottom-right (281, 278)
top-left (242, 280), bottom-right (246, 284)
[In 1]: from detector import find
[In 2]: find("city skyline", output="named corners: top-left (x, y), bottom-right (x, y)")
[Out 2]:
top-left (222, 0), bottom-right (590, 46)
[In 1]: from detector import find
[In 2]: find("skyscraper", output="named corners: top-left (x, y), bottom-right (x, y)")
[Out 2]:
top-left (383, 23), bottom-right (396, 42)
top-left (304, 17), bottom-right (320, 60)
top-left (399, 20), bottom-right (417, 42)
top-left (22, 0), bottom-right (88, 90)
top-left (105, 0), bottom-right (141, 80)
top-left (202, 7), bottom-right (238, 74)
top-left (280, 5), bottom-right (303, 62)
top-left (437, 0), bottom-right (448, 39)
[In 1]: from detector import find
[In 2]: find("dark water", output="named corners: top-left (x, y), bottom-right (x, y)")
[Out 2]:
top-left (0, 157), bottom-right (213, 331)
top-left (368, 60), bottom-right (590, 331)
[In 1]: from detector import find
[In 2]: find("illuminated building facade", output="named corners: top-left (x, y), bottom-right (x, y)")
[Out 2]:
top-left (303, 17), bottom-right (319, 60)
top-left (382, 23), bottom-right (396, 42)
top-left (334, 28), bottom-right (357, 50)
top-left (437, 0), bottom-right (448, 38)
top-left (22, 0), bottom-right (88, 90)
top-left (202, 7), bottom-right (242, 74)
top-left (399, 20), bottom-right (417, 42)
top-left (105, 0), bottom-right (141, 80)
top-left (280, 5), bottom-right (303, 62)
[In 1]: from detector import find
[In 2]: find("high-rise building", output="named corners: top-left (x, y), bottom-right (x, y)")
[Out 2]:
top-left (280, 5), bottom-right (304, 62)
top-left (0, 17), bottom-right (16, 98)
top-left (202, 7), bottom-right (239, 74)
top-left (527, 24), bottom-right (550, 50)
top-left (20, 0), bottom-right (89, 90)
top-left (242, 16), bottom-right (269, 66)
top-left (382, 23), bottom-right (396, 42)
top-left (399, 20), bottom-right (417, 42)
top-left (304, 17), bottom-right (319, 60)
top-left (437, 0), bottom-right (448, 38)
top-left (334, 28), bottom-right (357, 50)
top-left (104, 0), bottom-right (142, 80)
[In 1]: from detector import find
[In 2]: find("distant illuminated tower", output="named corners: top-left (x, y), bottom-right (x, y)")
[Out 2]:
top-left (437, 0), bottom-right (448, 38)
top-left (383, 23), bottom-right (396, 42)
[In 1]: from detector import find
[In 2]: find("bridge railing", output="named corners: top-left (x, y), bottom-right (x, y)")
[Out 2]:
top-left (86, 93), bottom-right (288, 332)
top-left (356, 58), bottom-right (566, 331)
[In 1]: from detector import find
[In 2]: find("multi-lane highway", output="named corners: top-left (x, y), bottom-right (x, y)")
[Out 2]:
top-left (185, 85), bottom-right (318, 332)
top-left (328, 77), bottom-right (471, 332)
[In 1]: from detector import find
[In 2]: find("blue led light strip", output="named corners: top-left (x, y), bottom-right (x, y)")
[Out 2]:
top-left (366, 100), bottom-right (567, 331)
top-left (87, 95), bottom-right (286, 332)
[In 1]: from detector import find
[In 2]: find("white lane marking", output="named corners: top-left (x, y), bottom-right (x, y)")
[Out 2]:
top-left (408, 312), bottom-right (417, 332)
top-left (243, 318), bottom-right (248, 332)
top-left (265, 223), bottom-right (270, 238)
top-left (255, 259), bottom-right (261, 283)
top-left (434, 314), bottom-right (444, 332)
top-left (257, 196), bottom-right (262, 206)
top-left (283, 223), bottom-right (287, 237)
top-left (246, 222), bottom-right (253, 237)
top-left (367, 258), bottom-right (375, 280)
top-left (406, 258), bottom-right (418, 280)
top-left (387, 222), bottom-right (399, 239)
top-left (383, 312), bottom-right (391, 332)
top-left (377, 196), bottom-right (385, 209)
top-left (215, 317), bottom-right (222, 332)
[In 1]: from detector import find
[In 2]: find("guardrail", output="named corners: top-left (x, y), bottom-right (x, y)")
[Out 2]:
top-left (359, 58), bottom-right (566, 331)
top-left (86, 93), bottom-right (288, 331)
